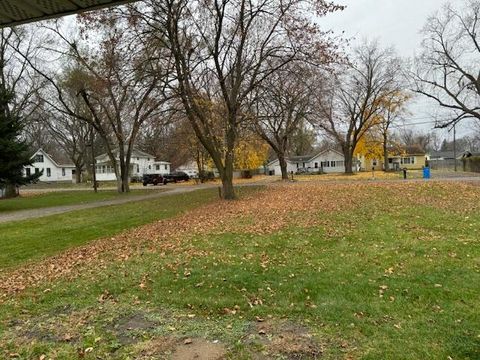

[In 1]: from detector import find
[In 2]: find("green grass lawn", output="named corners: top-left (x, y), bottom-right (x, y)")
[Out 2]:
top-left (0, 189), bottom-right (218, 270)
top-left (0, 182), bottom-right (478, 360)
top-left (0, 189), bottom-right (163, 213)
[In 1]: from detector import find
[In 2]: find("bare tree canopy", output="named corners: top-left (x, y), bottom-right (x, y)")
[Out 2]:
top-left (250, 64), bottom-right (319, 180)
top-left (138, 0), bottom-right (343, 199)
top-left (317, 40), bottom-right (404, 173)
top-left (21, 12), bottom-right (175, 193)
top-left (414, 0), bottom-right (480, 127)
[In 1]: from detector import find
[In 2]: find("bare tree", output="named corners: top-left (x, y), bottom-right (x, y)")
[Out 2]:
top-left (139, 0), bottom-right (343, 199)
top-left (317, 41), bottom-right (404, 173)
top-left (24, 13), bottom-right (174, 193)
top-left (251, 66), bottom-right (317, 180)
top-left (414, 0), bottom-right (480, 128)
top-left (398, 128), bottom-right (431, 152)
top-left (377, 91), bottom-right (410, 170)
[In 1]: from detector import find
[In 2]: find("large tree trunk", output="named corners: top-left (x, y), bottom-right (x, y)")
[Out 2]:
top-left (75, 165), bottom-right (82, 183)
top-left (2, 183), bottom-right (18, 198)
top-left (220, 122), bottom-right (236, 200)
top-left (221, 170), bottom-right (235, 200)
top-left (277, 152), bottom-right (289, 180)
top-left (117, 162), bottom-right (130, 193)
top-left (344, 148), bottom-right (354, 174)
top-left (221, 147), bottom-right (235, 200)
top-left (383, 132), bottom-right (389, 171)
top-left (122, 171), bottom-right (130, 193)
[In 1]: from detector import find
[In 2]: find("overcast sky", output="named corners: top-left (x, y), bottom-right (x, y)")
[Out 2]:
top-left (320, 0), bottom-right (473, 139)
top-left (321, 0), bottom-right (445, 57)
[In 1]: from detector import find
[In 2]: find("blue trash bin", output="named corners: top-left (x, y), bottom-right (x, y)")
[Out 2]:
top-left (423, 166), bottom-right (431, 179)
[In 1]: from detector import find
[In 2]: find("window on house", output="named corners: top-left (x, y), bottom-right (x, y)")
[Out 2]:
top-left (337, 161), bottom-right (344, 167)
top-left (402, 157), bottom-right (412, 165)
top-left (137, 165), bottom-right (140, 173)
top-left (315, 162), bottom-right (319, 168)
top-left (137, 157), bottom-right (139, 160)
top-left (35, 168), bottom-right (39, 174)
top-left (148, 165), bottom-right (151, 170)
top-left (331, 161), bottom-right (336, 167)
top-left (147, 158), bottom-right (150, 161)
top-left (26, 168), bottom-right (31, 176)
top-left (34, 154), bottom-right (44, 163)
top-left (165, 165), bottom-right (168, 170)
top-left (156, 164), bottom-right (160, 171)
top-left (46, 168), bottom-right (51, 177)
top-left (62, 168), bottom-right (66, 176)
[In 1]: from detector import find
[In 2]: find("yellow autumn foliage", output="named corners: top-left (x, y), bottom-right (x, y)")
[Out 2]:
top-left (234, 139), bottom-right (269, 170)
top-left (354, 134), bottom-right (383, 160)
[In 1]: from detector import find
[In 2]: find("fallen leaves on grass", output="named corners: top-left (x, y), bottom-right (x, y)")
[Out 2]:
top-left (1, 181), bottom-right (479, 299)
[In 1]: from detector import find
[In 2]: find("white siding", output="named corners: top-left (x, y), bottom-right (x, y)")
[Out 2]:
top-left (308, 150), bottom-right (346, 174)
top-left (24, 150), bottom-right (75, 182)
top-left (95, 152), bottom-right (170, 181)
top-left (267, 160), bottom-right (298, 176)
top-left (267, 150), bottom-right (349, 175)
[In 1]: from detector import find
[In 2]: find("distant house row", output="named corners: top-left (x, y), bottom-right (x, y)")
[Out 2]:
top-left (27, 146), bottom-right (478, 183)
top-left (266, 148), bottom-right (429, 175)
top-left (26, 148), bottom-right (171, 183)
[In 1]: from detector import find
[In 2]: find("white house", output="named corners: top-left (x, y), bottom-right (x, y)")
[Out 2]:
top-left (95, 148), bottom-right (170, 181)
top-left (24, 149), bottom-right (77, 182)
top-left (267, 149), bottom-right (349, 175)
top-left (176, 160), bottom-right (222, 178)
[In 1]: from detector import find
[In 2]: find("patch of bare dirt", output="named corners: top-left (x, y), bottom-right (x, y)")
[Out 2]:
top-left (109, 313), bottom-right (158, 345)
top-left (245, 319), bottom-right (323, 359)
top-left (134, 337), bottom-right (226, 360)
top-left (171, 338), bottom-right (226, 360)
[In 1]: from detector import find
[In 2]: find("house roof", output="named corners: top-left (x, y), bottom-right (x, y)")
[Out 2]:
top-left (461, 151), bottom-right (480, 158)
top-left (309, 148), bottom-right (344, 160)
top-left (0, 0), bottom-right (137, 28)
top-left (289, 155), bottom-right (314, 163)
top-left (95, 147), bottom-right (155, 160)
top-left (429, 151), bottom-right (456, 160)
top-left (31, 149), bottom-right (75, 168)
top-left (267, 148), bottom-right (344, 166)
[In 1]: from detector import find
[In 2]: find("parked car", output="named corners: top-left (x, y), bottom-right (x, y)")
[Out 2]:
top-left (142, 174), bottom-right (165, 186)
top-left (163, 171), bottom-right (190, 183)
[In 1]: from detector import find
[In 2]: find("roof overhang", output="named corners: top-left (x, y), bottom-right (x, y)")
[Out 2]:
top-left (0, 0), bottom-right (137, 28)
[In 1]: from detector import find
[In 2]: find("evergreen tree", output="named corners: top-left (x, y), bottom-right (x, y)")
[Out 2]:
top-left (0, 85), bottom-right (40, 198)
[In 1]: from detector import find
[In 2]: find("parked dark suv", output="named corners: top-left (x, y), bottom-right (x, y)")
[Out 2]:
top-left (142, 174), bottom-right (165, 186)
top-left (163, 171), bottom-right (190, 183)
